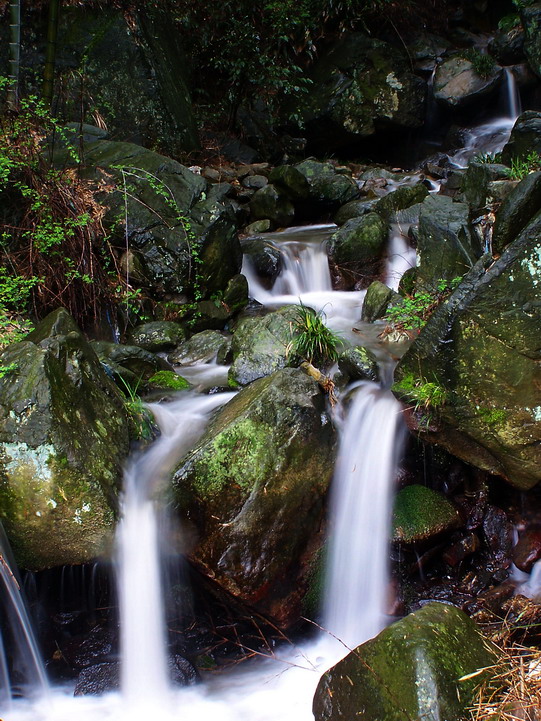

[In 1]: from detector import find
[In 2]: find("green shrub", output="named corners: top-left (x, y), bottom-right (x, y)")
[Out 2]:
top-left (461, 49), bottom-right (496, 79)
top-left (289, 302), bottom-right (342, 368)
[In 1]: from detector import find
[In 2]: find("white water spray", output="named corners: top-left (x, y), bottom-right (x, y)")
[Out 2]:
top-left (324, 383), bottom-right (405, 649)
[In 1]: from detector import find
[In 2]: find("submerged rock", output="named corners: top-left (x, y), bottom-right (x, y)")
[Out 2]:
top-left (313, 602), bottom-right (498, 721)
top-left (172, 368), bottom-right (336, 626)
top-left (0, 309), bottom-right (129, 569)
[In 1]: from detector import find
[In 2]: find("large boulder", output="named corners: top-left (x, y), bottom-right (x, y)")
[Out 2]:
top-left (501, 111), bottom-right (541, 164)
top-left (313, 602), bottom-right (498, 721)
top-left (433, 55), bottom-right (503, 109)
top-left (0, 310), bottom-right (130, 569)
top-left (492, 171), bottom-right (541, 254)
top-left (298, 33), bottom-right (426, 152)
top-left (395, 217), bottom-right (541, 490)
top-left (521, 3), bottom-right (541, 79)
top-left (416, 195), bottom-right (482, 289)
top-left (295, 161), bottom-right (360, 213)
top-left (172, 368), bottom-right (336, 626)
top-left (328, 213), bottom-right (388, 290)
top-left (228, 306), bottom-right (299, 387)
top-left (61, 140), bottom-right (242, 301)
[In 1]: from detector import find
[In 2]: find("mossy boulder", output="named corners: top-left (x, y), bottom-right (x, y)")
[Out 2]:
top-left (249, 185), bottom-right (295, 228)
top-left (337, 346), bottom-right (379, 383)
top-left (268, 165), bottom-right (311, 201)
top-left (228, 306), bottom-right (299, 387)
top-left (334, 199), bottom-right (377, 226)
top-left (395, 216), bottom-right (541, 490)
top-left (172, 368), bottom-right (336, 626)
top-left (241, 237), bottom-right (283, 284)
top-left (361, 281), bottom-right (398, 323)
top-left (147, 371), bottom-right (190, 391)
top-left (492, 171), bottom-right (541, 254)
top-left (128, 321), bottom-right (186, 352)
top-left (295, 161), bottom-right (360, 212)
top-left (461, 161), bottom-right (511, 213)
top-left (521, 3), bottom-right (541, 79)
top-left (298, 32), bottom-right (426, 152)
top-left (433, 56), bottom-right (503, 109)
top-left (501, 111), bottom-right (541, 165)
top-left (168, 330), bottom-right (230, 366)
top-left (373, 183), bottom-right (429, 221)
top-left (416, 195), bottom-right (482, 289)
top-left (313, 602), bottom-right (498, 721)
top-left (328, 213), bottom-right (388, 289)
top-left (0, 309), bottom-right (130, 569)
top-left (91, 341), bottom-right (172, 386)
top-left (56, 139), bottom-right (242, 301)
top-left (392, 485), bottom-right (460, 543)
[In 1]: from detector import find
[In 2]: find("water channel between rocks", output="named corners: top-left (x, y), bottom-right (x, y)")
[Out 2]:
top-left (4, 100), bottom-right (523, 720)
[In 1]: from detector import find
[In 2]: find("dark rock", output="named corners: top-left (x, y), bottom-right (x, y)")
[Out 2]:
top-left (244, 220), bottom-right (272, 235)
top-left (295, 160), bottom-right (360, 211)
top-left (169, 655), bottom-right (198, 686)
top-left (521, 3), bottom-right (541, 78)
top-left (0, 309), bottom-right (129, 569)
top-left (392, 485), bottom-right (460, 543)
top-left (482, 506), bottom-right (514, 571)
top-left (513, 529), bottom-right (541, 572)
top-left (249, 185), bottom-right (295, 228)
top-left (442, 533), bottom-right (480, 566)
top-left (172, 368), bottom-right (336, 626)
top-left (373, 184), bottom-right (429, 220)
top-left (313, 602), bottom-right (498, 721)
top-left (416, 195), bottom-right (482, 289)
top-left (492, 171), bottom-right (541, 254)
top-left (361, 281), bottom-right (397, 322)
top-left (328, 213), bottom-right (388, 290)
top-left (222, 274), bottom-right (249, 316)
top-left (462, 162), bottom-right (513, 213)
top-left (337, 347), bottom-right (379, 382)
top-left (396, 220), bottom-right (541, 490)
top-left (128, 321), bottom-right (186, 352)
top-left (434, 56), bottom-right (503, 109)
top-left (299, 32), bottom-right (426, 152)
top-left (228, 306), bottom-right (299, 387)
top-left (63, 626), bottom-right (115, 670)
top-left (241, 238), bottom-right (283, 283)
top-left (268, 165), bottom-right (310, 201)
top-left (334, 199), bottom-right (377, 226)
top-left (501, 111), bottom-right (541, 165)
top-left (74, 662), bottom-right (120, 696)
top-left (488, 24), bottom-right (525, 66)
top-left (168, 331), bottom-right (230, 366)
top-left (91, 341), bottom-right (172, 384)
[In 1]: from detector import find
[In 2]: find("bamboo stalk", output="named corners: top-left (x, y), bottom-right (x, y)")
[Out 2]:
top-left (43, 0), bottom-right (61, 107)
top-left (8, 0), bottom-right (21, 109)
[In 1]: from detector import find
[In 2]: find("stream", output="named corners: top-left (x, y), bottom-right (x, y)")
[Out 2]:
top-left (2, 75), bottom-right (524, 720)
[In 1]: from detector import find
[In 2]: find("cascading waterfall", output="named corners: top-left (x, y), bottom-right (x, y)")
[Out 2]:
top-left (117, 392), bottom-right (235, 715)
top-left (0, 526), bottom-right (48, 708)
top-left (324, 382), bottom-right (405, 650)
top-left (503, 67), bottom-right (521, 120)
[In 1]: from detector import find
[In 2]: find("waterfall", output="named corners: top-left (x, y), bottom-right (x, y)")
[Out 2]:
top-left (324, 382), bottom-right (405, 650)
top-left (117, 392), bottom-right (234, 713)
top-left (503, 67), bottom-right (521, 121)
top-left (0, 526), bottom-right (48, 707)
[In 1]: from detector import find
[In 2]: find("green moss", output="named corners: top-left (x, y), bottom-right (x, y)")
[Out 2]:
top-left (193, 418), bottom-right (273, 498)
top-left (392, 485), bottom-right (460, 543)
top-left (392, 373), bottom-right (447, 409)
top-left (477, 407), bottom-right (507, 426)
top-left (148, 370), bottom-right (190, 391)
top-left (302, 545), bottom-right (327, 620)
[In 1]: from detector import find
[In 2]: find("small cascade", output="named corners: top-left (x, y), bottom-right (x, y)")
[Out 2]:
top-left (324, 382), bottom-right (405, 650)
top-left (0, 526), bottom-right (48, 707)
top-left (385, 226), bottom-right (417, 292)
top-left (503, 67), bottom-right (521, 120)
top-left (117, 392), bottom-right (234, 714)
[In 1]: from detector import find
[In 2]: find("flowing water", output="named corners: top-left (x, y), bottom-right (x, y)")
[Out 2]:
top-left (3, 72), bottom-right (523, 720)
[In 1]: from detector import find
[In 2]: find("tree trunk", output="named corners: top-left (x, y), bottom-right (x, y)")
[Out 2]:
top-left (43, 0), bottom-right (61, 107)
top-left (8, 0), bottom-right (21, 109)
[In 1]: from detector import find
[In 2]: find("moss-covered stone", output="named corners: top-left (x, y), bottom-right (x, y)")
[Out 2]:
top-left (0, 309), bottom-right (130, 569)
top-left (373, 183), bottom-right (429, 220)
top-left (361, 281), bottom-right (396, 322)
top-left (396, 215), bottom-right (541, 490)
top-left (521, 3), bottom-right (541, 79)
top-left (147, 371), bottom-right (190, 391)
top-left (492, 171), bottom-right (541, 254)
top-left (328, 213), bottom-right (388, 289)
top-left (295, 160), bottom-right (360, 211)
top-left (128, 321), bottom-right (186, 352)
top-left (434, 56), bottom-right (503, 109)
top-left (337, 346), bottom-right (379, 383)
top-left (228, 306), bottom-right (299, 387)
top-left (392, 485), bottom-right (460, 543)
top-left (313, 602), bottom-right (498, 721)
top-left (501, 111), bottom-right (541, 165)
top-left (172, 368), bottom-right (336, 626)
top-left (249, 185), bottom-right (295, 228)
top-left (168, 330), bottom-right (231, 366)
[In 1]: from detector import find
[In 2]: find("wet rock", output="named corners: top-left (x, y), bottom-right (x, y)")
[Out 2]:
top-left (222, 274), bottom-right (249, 316)
top-left (169, 655), bottom-right (198, 686)
top-left (299, 32), bottom-right (426, 152)
top-left (63, 626), bottom-right (116, 670)
top-left (74, 662), bottom-right (120, 696)
top-left (295, 160), bottom-right (360, 212)
top-left (392, 485), bottom-right (460, 543)
top-left (128, 321), bottom-right (186, 352)
top-left (462, 161), bottom-right (512, 213)
top-left (328, 213), bottom-right (388, 290)
top-left (268, 165), bottom-right (310, 201)
top-left (373, 183), bottom-right (429, 220)
top-left (442, 533), bottom-right (480, 566)
top-left (244, 220), bottom-right (272, 235)
top-left (0, 309), bottom-right (129, 569)
top-left (492, 171), bottom-right (541, 254)
top-left (488, 23), bottom-right (525, 66)
top-left (483, 506), bottom-right (514, 571)
top-left (172, 368), bottom-right (336, 626)
top-left (361, 281), bottom-right (398, 323)
top-left (249, 185), bottom-right (295, 228)
top-left (337, 347), bottom-right (379, 383)
top-left (513, 529), bottom-right (541, 572)
top-left (168, 331), bottom-right (231, 366)
top-left (241, 237), bottom-right (283, 283)
top-left (501, 111), bottom-right (541, 164)
top-left (241, 175), bottom-right (268, 190)
top-left (313, 602), bottom-right (498, 721)
top-left (434, 56), bottom-right (503, 109)
top-left (228, 306), bottom-right (299, 387)
top-left (91, 341), bottom-right (172, 385)
top-left (396, 217), bottom-right (541, 490)
top-left (416, 195), bottom-right (482, 289)
top-left (334, 199), bottom-right (377, 226)
top-left (521, 3), bottom-right (541, 79)
top-left (147, 371), bottom-right (190, 391)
